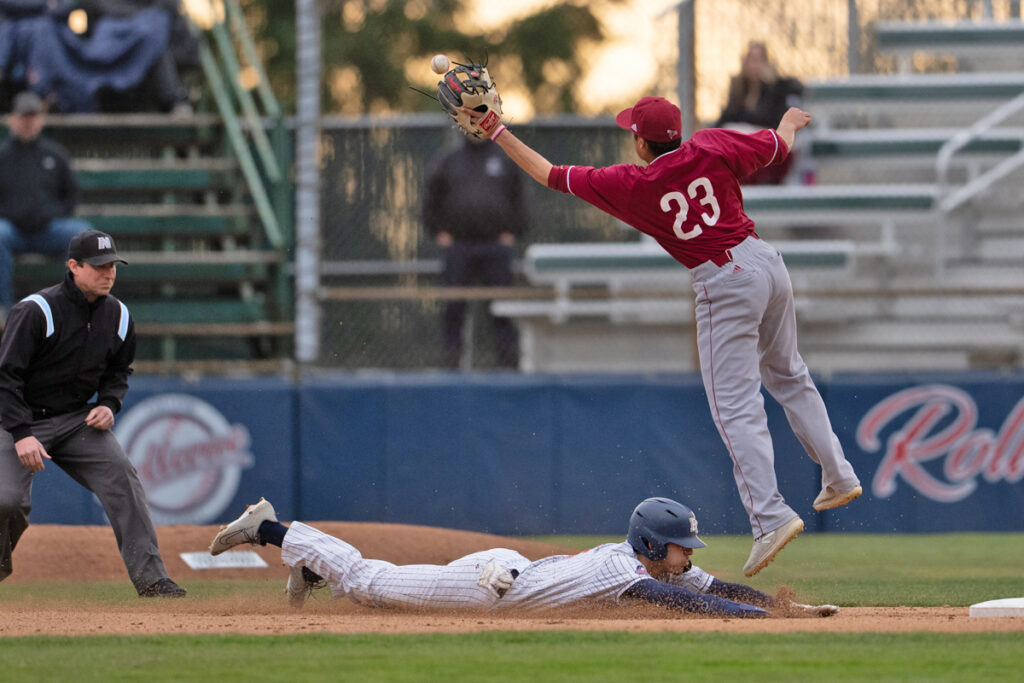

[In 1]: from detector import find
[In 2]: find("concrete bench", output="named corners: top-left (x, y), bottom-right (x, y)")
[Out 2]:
top-left (740, 184), bottom-right (937, 234)
top-left (810, 128), bottom-right (1024, 160)
top-left (805, 73), bottom-right (1024, 128)
top-left (492, 238), bottom-right (864, 328)
top-left (523, 239), bottom-right (857, 291)
top-left (876, 19), bottom-right (1024, 69)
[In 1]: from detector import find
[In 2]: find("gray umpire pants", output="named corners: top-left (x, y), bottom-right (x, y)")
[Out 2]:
top-left (691, 236), bottom-right (860, 538)
top-left (0, 407), bottom-right (170, 593)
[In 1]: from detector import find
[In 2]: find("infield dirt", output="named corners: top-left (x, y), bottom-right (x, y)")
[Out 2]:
top-left (2, 524), bottom-right (1022, 636)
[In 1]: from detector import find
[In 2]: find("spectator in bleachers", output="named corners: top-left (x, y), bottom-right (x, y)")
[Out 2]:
top-left (0, 0), bottom-right (194, 114)
top-left (67, 0), bottom-right (198, 115)
top-left (0, 91), bottom-right (91, 320)
top-left (423, 135), bottom-right (529, 369)
top-left (716, 41), bottom-right (804, 185)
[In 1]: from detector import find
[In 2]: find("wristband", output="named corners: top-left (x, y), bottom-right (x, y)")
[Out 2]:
top-left (490, 124), bottom-right (507, 141)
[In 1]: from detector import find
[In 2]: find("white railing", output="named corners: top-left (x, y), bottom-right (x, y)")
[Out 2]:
top-left (935, 89), bottom-right (1024, 274)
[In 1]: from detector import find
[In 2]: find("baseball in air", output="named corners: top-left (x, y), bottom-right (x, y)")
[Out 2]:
top-left (430, 54), bottom-right (451, 74)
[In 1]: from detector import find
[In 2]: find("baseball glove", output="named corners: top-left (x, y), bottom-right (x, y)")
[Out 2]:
top-left (437, 63), bottom-right (503, 139)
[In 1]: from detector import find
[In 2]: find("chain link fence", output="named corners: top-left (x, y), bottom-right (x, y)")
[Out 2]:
top-left (313, 0), bottom-right (1022, 371)
top-left (318, 117), bottom-right (634, 369)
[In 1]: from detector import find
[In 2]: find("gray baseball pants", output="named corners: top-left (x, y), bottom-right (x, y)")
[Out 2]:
top-left (0, 407), bottom-right (170, 593)
top-left (691, 236), bottom-right (860, 538)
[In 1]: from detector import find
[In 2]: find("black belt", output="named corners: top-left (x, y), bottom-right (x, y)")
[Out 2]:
top-left (707, 234), bottom-right (759, 267)
top-left (32, 408), bottom-right (69, 420)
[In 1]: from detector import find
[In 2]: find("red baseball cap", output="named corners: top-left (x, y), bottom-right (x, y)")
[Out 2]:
top-left (615, 96), bottom-right (682, 142)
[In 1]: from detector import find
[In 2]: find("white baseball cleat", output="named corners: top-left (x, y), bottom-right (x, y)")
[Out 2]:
top-left (285, 564), bottom-right (326, 608)
top-left (209, 498), bottom-right (277, 556)
top-left (813, 485), bottom-right (863, 512)
top-left (743, 516), bottom-right (804, 577)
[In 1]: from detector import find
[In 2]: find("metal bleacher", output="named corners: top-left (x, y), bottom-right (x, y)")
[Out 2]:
top-left (7, 4), bottom-right (293, 374)
top-left (494, 16), bottom-right (1024, 374)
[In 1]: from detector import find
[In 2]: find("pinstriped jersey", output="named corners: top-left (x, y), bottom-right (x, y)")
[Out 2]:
top-left (663, 564), bottom-right (714, 593)
top-left (495, 541), bottom-right (652, 610)
top-left (546, 128), bottom-right (788, 268)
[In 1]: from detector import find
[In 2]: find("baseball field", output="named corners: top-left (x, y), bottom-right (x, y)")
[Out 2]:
top-left (1, 522), bottom-right (1022, 681)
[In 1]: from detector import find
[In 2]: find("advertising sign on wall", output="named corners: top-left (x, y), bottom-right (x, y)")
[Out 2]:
top-left (25, 373), bottom-right (1023, 535)
top-left (115, 394), bottom-right (255, 525)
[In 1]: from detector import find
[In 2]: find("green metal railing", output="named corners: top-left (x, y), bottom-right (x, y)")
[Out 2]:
top-left (197, 0), bottom-right (289, 250)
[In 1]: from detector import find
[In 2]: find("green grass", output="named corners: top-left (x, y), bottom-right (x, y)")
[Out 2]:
top-left (1, 533), bottom-right (1023, 682)
top-left (0, 632), bottom-right (1021, 682)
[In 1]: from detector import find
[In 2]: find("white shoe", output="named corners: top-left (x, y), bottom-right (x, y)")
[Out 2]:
top-left (813, 485), bottom-right (862, 511)
top-left (285, 564), bottom-right (326, 608)
top-left (209, 498), bottom-right (277, 556)
top-left (743, 516), bottom-right (804, 577)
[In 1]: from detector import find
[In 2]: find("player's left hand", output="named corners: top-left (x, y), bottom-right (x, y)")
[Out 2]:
top-left (435, 62), bottom-right (503, 139)
top-left (478, 560), bottom-right (516, 598)
top-left (85, 405), bottom-right (115, 431)
top-left (780, 107), bottom-right (811, 131)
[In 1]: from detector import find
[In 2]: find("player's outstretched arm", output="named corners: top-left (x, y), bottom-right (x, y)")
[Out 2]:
top-left (490, 128), bottom-right (554, 187)
top-left (623, 578), bottom-right (768, 617)
top-left (458, 106), bottom-right (553, 186)
top-left (707, 579), bottom-right (840, 617)
top-left (775, 107), bottom-right (811, 149)
top-left (705, 577), bottom-right (774, 608)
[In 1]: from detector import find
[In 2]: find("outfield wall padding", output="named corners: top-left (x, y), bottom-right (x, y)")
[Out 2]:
top-left (26, 372), bottom-right (1024, 535)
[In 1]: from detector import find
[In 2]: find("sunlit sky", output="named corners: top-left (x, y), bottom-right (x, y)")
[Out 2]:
top-left (463, 0), bottom-right (682, 117)
top-left (181, 0), bottom-right (1017, 121)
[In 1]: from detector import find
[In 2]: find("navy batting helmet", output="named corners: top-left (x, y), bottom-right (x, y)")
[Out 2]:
top-left (627, 497), bottom-right (706, 561)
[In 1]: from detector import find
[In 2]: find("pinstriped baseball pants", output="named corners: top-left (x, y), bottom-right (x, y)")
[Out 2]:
top-left (282, 522), bottom-right (527, 609)
top-left (691, 236), bottom-right (860, 538)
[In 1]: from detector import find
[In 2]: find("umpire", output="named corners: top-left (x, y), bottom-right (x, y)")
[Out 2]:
top-left (0, 230), bottom-right (185, 597)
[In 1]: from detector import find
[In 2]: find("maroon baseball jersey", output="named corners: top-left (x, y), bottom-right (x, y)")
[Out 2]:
top-left (546, 128), bottom-right (788, 268)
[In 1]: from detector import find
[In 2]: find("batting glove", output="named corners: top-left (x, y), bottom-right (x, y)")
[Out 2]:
top-left (478, 560), bottom-right (516, 598)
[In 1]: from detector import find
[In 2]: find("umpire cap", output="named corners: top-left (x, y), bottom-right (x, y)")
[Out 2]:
top-left (68, 230), bottom-right (128, 266)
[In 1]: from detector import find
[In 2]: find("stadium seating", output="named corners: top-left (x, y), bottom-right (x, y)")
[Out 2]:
top-left (875, 19), bottom-right (1024, 72)
top-left (805, 72), bottom-right (1024, 129)
top-left (7, 113), bottom-right (293, 373)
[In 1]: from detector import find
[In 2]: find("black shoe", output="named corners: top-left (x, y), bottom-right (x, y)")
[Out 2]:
top-left (139, 578), bottom-right (187, 598)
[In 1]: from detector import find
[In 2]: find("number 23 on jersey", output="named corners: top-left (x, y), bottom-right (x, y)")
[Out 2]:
top-left (659, 176), bottom-right (720, 241)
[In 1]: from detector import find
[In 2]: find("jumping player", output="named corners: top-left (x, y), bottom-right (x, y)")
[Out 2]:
top-left (209, 496), bottom-right (839, 617)
top-left (464, 97), bottom-right (861, 576)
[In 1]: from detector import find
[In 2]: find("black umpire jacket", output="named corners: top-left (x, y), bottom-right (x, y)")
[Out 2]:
top-left (0, 134), bottom-right (78, 235)
top-left (0, 271), bottom-right (135, 441)
top-left (423, 140), bottom-right (529, 243)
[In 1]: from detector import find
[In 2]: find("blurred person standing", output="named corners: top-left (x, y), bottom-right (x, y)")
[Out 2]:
top-left (0, 229), bottom-right (186, 597)
top-left (0, 92), bottom-right (91, 322)
top-left (716, 41), bottom-right (804, 185)
top-left (423, 135), bottom-right (529, 369)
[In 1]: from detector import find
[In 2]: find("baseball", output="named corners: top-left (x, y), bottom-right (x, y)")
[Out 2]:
top-left (430, 54), bottom-right (451, 74)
